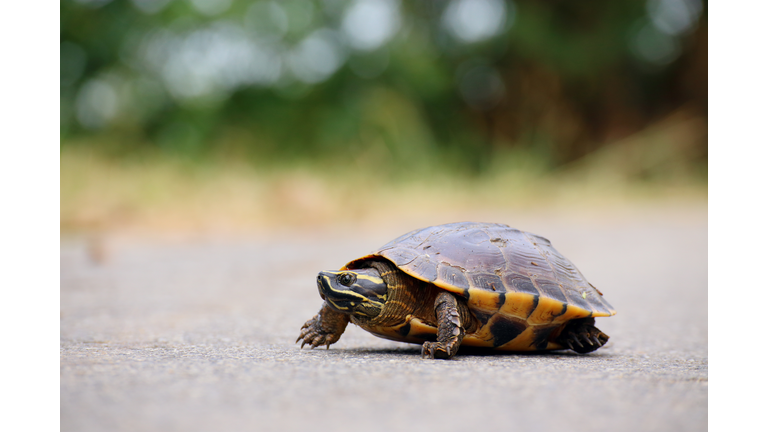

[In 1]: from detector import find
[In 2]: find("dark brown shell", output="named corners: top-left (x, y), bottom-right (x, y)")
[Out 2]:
top-left (345, 222), bottom-right (615, 322)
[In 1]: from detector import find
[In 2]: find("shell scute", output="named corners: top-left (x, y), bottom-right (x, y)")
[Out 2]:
top-left (560, 285), bottom-right (593, 311)
top-left (501, 272), bottom-right (540, 296)
top-left (467, 271), bottom-right (506, 293)
top-left (502, 233), bottom-right (558, 281)
top-left (535, 279), bottom-right (569, 304)
top-left (407, 253), bottom-right (439, 283)
top-left (434, 262), bottom-right (470, 291)
top-left (384, 247), bottom-right (420, 267)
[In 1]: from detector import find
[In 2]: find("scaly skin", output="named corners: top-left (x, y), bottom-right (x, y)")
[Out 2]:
top-left (296, 303), bottom-right (350, 349)
top-left (421, 292), bottom-right (465, 359)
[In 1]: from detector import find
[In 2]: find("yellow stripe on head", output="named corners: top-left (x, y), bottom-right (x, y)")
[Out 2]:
top-left (317, 268), bottom-right (388, 318)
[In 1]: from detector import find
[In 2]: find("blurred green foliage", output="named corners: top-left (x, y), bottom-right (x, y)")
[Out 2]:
top-left (60, 0), bottom-right (707, 177)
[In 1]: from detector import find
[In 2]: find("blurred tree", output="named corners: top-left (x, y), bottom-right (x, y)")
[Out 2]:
top-left (60, 0), bottom-right (707, 174)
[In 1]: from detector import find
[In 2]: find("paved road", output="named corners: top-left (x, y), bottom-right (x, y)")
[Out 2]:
top-left (61, 210), bottom-right (707, 432)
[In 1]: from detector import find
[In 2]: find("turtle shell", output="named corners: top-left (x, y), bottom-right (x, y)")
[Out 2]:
top-left (344, 222), bottom-right (616, 351)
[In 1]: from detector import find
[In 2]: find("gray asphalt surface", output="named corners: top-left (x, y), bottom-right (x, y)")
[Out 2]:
top-left (61, 210), bottom-right (707, 432)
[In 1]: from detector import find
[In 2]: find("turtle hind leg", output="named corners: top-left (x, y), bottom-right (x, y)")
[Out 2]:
top-left (557, 317), bottom-right (609, 354)
top-left (421, 292), bottom-right (465, 359)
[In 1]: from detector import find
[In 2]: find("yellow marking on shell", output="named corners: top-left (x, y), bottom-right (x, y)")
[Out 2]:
top-left (358, 311), bottom-right (573, 352)
top-left (545, 341), bottom-right (565, 350)
top-left (465, 323), bottom-right (570, 351)
top-left (458, 334), bottom-right (496, 348)
top-left (527, 297), bottom-right (592, 325)
top-left (461, 289), bottom-right (537, 346)
top-left (583, 293), bottom-right (616, 317)
top-left (461, 326), bottom-right (540, 351)
top-left (465, 315), bottom-right (513, 346)
top-left (407, 266), bottom-right (615, 320)
top-left (357, 316), bottom-right (438, 344)
top-left (499, 293), bottom-right (539, 320)
top-left (465, 288), bottom-right (502, 311)
top-left (558, 304), bottom-right (593, 323)
top-left (526, 297), bottom-right (565, 325)
top-left (406, 318), bottom-right (438, 337)
top-left (494, 327), bottom-right (539, 351)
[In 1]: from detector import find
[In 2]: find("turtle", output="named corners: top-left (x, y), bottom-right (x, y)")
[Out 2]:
top-left (297, 222), bottom-right (616, 359)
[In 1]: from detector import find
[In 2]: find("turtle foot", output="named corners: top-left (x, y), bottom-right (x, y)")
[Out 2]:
top-left (421, 292), bottom-right (465, 360)
top-left (297, 315), bottom-right (336, 349)
top-left (296, 305), bottom-right (349, 349)
top-left (558, 318), bottom-right (609, 354)
top-left (421, 341), bottom-right (457, 360)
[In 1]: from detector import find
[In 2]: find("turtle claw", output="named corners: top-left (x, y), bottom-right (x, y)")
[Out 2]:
top-left (421, 342), bottom-right (432, 359)
top-left (557, 318), bottom-right (609, 354)
top-left (296, 310), bottom-right (348, 351)
top-left (421, 341), bottom-right (458, 360)
top-left (421, 342), bottom-right (440, 359)
top-left (589, 334), bottom-right (601, 347)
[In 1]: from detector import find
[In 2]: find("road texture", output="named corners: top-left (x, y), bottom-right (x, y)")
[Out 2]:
top-left (61, 209), bottom-right (707, 432)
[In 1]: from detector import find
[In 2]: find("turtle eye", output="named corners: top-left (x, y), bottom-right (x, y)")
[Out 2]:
top-left (337, 273), bottom-right (355, 287)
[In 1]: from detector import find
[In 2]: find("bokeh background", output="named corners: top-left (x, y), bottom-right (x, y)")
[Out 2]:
top-left (60, 0), bottom-right (707, 234)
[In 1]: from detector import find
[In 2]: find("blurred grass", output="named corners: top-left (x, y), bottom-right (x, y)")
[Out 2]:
top-left (61, 110), bottom-right (706, 235)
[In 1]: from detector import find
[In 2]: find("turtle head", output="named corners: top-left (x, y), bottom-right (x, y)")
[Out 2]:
top-left (316, 268), bottom-right (387, 318)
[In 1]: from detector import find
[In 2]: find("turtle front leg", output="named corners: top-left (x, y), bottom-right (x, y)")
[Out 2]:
top-left (556, 317), bottom-right (609, 354)
top-left (297, 303), bottom-right (350, 349)
top-left (422, 292), bottom-right (465, 360)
